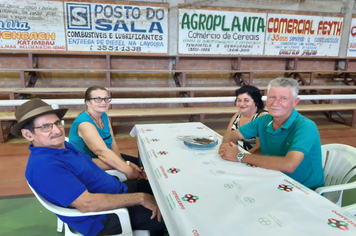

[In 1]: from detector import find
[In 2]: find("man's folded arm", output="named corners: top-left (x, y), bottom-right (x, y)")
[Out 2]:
top-left (70, 190), bottom-right (145, 212)
top-left (70, 190), bottom-right (162, 221)
top-left (243, 150), bottom-right (305, 173)
top-left (222, 129), bottom-right (245, 143)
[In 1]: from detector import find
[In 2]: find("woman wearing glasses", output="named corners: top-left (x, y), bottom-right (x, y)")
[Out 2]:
top-left (69, 86), bottom-right (146, 180)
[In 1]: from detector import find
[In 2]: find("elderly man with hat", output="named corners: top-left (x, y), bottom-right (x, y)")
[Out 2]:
top-left (12, 98), bottom-right (166, 236)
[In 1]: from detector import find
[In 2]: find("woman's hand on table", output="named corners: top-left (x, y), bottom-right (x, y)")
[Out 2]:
top-left (125, 163), bottom-right (147, 180)
top-left (219, 142), bottom-right (239, 162)
top-left (129, 162), bottom-right (147, 180)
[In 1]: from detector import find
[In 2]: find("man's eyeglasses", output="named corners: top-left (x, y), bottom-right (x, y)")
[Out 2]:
top-left (89, 97), bottom-right (112, 103)
top-left (33, 120), bottom-right (64, 132)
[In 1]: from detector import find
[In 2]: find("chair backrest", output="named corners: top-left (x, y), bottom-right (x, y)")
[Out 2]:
top-left (27, 169), bottom-right (127, 217)
top-left (321, 144), bottom-right (356, 187)
top-left (27, 182), bottom-right (84, 217)
top-left (28, 182), bottom-right (137, 236)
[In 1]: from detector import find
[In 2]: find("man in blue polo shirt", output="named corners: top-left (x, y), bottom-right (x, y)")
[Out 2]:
top-left (11, 98), bottom-right (165, 236)
top-left (219, 77), bottom-right (324, 190)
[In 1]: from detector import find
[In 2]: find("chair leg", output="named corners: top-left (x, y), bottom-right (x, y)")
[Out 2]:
top-left (57, 217), bottom-right (64, 232)
top-left (115, 209), bottom-right (133, 236)
top-left (133, 230), bottom-right (150, 236)
top-left (64, 222), bottom-right (79, 236)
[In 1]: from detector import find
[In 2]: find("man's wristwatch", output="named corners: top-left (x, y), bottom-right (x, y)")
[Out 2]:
top-left (237, 153), bottom-right (245, 163)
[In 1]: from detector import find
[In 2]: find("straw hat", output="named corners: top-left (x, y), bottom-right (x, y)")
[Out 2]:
top-left (11, 98), bottom-right (68, 136)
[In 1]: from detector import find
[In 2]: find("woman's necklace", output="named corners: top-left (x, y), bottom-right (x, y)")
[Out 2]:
top-left (240, 108), bottom-right (258, 126)
top-left (86, 110), bottom-right (103, 129)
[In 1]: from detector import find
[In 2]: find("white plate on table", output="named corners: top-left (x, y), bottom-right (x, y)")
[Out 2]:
top-left (183, 136), bottom-right (218, 149)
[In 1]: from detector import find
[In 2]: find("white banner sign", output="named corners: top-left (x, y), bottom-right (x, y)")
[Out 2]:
top-left (65, 2), bottom-right (168, 53)
top-left (178, 9), bottom-right (266, 55)
top-left (0, 0), bottom-right (66, 51)
top-left (265, 13), bottom-right (343, 56)
top-left (347, 18), bottom-right (356, 57)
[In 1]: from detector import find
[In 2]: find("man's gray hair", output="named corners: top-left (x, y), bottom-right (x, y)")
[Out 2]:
top-left (267, 77), bottom-right (299, 99)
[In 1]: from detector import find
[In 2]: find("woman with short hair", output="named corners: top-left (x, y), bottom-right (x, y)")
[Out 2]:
top-left (69, 86), bottom-right (145, 180)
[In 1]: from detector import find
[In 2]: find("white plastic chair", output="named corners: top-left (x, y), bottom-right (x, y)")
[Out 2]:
top-left (315, 144), bottom-right (356, 206)
top-left (28, 170), bottom-right (149, 236)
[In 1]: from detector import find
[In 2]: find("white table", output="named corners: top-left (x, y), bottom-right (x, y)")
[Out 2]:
top-left (131, 122), bottom-right (356, 236)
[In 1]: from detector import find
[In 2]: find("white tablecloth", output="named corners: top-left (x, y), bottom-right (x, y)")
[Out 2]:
top-left (131, 122), bottom-right (356, 236)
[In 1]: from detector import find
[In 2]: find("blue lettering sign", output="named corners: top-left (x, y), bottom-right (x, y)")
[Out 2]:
top-left (149, 22), bottom-right (163, 33)
top-left (0, 19), bottom-right (30, 31)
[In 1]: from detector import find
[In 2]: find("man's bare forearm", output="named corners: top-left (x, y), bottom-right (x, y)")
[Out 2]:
top-left (222, 129), bottom-right (243, 143)
top-left (71, 190), bottom-right (146, 213)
